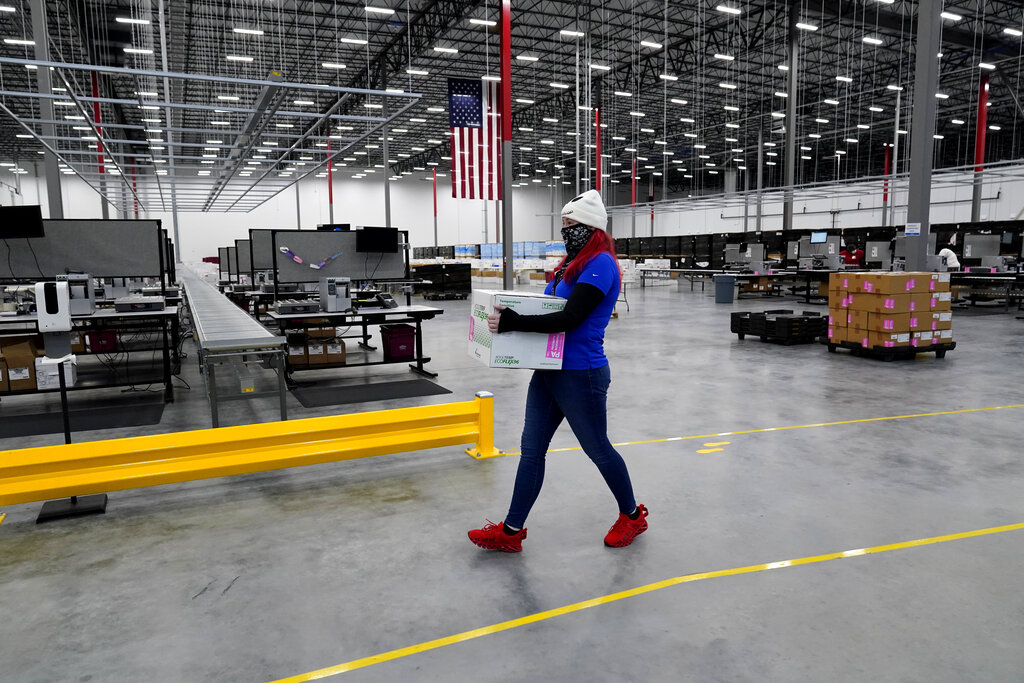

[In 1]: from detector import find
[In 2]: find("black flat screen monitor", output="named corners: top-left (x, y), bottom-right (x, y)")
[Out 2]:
top-left (810, 231), bottom-right (828, 244)
top-left (0, 205), bottom-right (45, 238)
top-left (318, 223), bottom-right (351, 231)
top-left (356, 226), bottom-right (399, 253)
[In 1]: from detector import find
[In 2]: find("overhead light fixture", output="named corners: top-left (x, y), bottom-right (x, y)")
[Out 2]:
top-left (210, 120), bottom-right (230, 125)
top-left (836, 75), bottom-right (854, 83)
top-left (516, 55), bottom-right (539, 62)
top-left (670, 98), bottom-right (688, 105)
top-left (714, 53), bottom-right (735, 62)
top-left (614, 91), bottom-right (632, 97)
top-left (217, 95), bottom-right (240, 101)
top-left (933, 134), bottom-right (944, 140)
top-left (1004, 28), bottom-right (1023, 37)
top-left (116, 17), bottom-right (150, 25)
top-left (589, 63), bottom-right (611, 71)
top-left (774, 91), bottom-right (788, 98)
top-left (716, 5), bottom-right (741, 15)
top-left (725, 122), bottom-right (740, 128)
top-left (550, 82), bottom-right (570, 89)
top-left (233, 27), bottom-right (263, 35)
top-left (719, 82), bottom-right (737, 89)
top-left (809, 133), bottom-right (822, 138)
top-left (560, 29), bottom-right (585, 38)
top-left (796, 22), bottom-right (818, 31)
top-left (406, 68), bottom-right (429, 75)
top-left (426, 106), bottom-right (445, 112)
top-left (123, 47), bottom-right (153, 55)
top-left (857, 124), bottom-right (870, 129)
top-left (469, 18), bottom-right (496, 27)
top-left (629, 111), bottom-right (645, 117)
top-left (342, 37), bottom-right (369, 45)
top-left (515, 98), bottom-right (534, 104)
top-left (886, 84), bottom-right (903, 91)
top-left (659, 74), bottom-right (678, 81)
top-left (951, 119), bottom-right (965, 125)
top-left (815, 118), bottom-right (829, 124)
top-left (322, 62), bottom-right (347, 69)
top-left (724, 105), bottom-right (740, 111)
top-left (940, 11), bottom-right (962, 21)
top-left (226, 55), bottom-right (253, 62)
top-left (640, 40), bottom-right (663, 49)
top-left (990, 125), bottom-right (1002, 131)
top-left (365, 6), bottom-right (395, 15)
top-left (0, 6), bottom-right (18, 11)
top-left (409, 117), bottom-right (426, 122)
top-left (863, 37), bottom-right (883, 46)
top-left (771, 112), bottom-right (786, 118)
top-left (778, 64), bottom-right (789, 71)
top-left (979, 62), bottom-right (996, 70)
top-left (869, 106), bottom-right (884, 112)
top-left (844, 138), bottom-right (858, 143)
top-left (4, 38), bottom-right (34, 45)
top-left (935, 92), bottom-right (949, 99)
top-left (824, 98), bottom-right (840, 105)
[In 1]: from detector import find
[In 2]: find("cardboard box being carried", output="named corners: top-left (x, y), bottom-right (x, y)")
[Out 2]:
top-left (469, 290), bottom-right (565, 369)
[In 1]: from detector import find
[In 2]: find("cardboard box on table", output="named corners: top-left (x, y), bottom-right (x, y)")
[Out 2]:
top-left (469, 290), bottom-right (565, 369)
top-left (0, 338), bottom-right (40, 392)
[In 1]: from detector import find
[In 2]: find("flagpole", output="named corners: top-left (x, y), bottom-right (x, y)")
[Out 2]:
top-left (500, 0), bottom-right (514, 291)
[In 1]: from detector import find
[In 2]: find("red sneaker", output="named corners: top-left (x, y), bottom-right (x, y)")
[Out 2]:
top-left (468, 520), bottom-right (527, 552)
top-left (604, 504), bottom-right (649, 547)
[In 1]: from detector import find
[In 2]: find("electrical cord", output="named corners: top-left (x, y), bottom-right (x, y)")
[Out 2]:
top-left (25, 239), bottom-right (43, 277)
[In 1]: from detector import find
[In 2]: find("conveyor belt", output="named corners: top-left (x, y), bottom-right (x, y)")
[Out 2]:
top-left (181, 269), bottom-right (284, 351)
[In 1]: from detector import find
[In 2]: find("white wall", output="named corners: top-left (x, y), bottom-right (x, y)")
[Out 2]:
top-left (4, 168), bottom-right (559, 262)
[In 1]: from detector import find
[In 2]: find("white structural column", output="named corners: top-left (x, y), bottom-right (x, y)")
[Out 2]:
top-left (31, 0), bottom-right (63, 218)
top-left (904, 0), bottom-right (942, 272)
top-left (782, 0), bottom-right (799, 234)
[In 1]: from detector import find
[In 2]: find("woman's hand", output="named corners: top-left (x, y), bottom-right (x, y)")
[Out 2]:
top-left (487, 304), bottom-right (506, 333)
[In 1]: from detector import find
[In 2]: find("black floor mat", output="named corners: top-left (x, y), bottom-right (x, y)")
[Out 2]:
top-left (0, 398), bottom-right (165, 438)
top-left (291, 379), bottom-right (451, 408)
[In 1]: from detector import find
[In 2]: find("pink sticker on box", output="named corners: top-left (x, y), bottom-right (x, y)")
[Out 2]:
top-left (909, 301), bottom-right (917, 311)
top-left (929, 281), bottom-right (936, 291)
top-left (884, 297), bottom-right (896, 309)
top-left (545, 332), bottom-right (565, 359)
top-left (932, 321), bottom-right (938, 330)
top-left (884, 341), bottom-right (895, 348)
top-left (864, 282), bottom-right (874, 293)
top-left (884, 320), bottom-right (894, 330)
top-left (905, 279), bottom-right (915, 291)
top-left (469, 317), bottom-right (475, 341)
top-left (842, 277), bottom-right (849, 288)
top-left (910, 338), bottom-right (919, 347)
top-left (828, 316), bottom-right (835, 325)
top-left (909, 317), bottom-right (918, 327)
top-left (861, 337), bottom-right (869, 347)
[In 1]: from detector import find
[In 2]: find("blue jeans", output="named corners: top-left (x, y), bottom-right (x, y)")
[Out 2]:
top-left (505, 364), bottom-right (636, 529)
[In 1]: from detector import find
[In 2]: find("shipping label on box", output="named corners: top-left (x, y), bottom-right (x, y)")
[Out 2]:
top-left (936, 328), bottom-right (954, 341)
top-left (469, 290), bottom-right (566, 369)
top-left (306, 342), bottom-right (329, 364)
top-left (848, 292), bottom-right (912, 313)
top-left (911, 331), bottom-right (935, 347)
top-left (931, 291), bottom-right (952, 311)
top-left (928, 272), bottom-right (951, 292)
top-left (848, 327), bottom-right (911, 348)
top-left (326, 341), bottom-right (346, 364)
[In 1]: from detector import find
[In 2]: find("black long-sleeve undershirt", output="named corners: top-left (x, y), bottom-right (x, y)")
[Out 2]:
top-left (496, 282), bottom-right (606, 334)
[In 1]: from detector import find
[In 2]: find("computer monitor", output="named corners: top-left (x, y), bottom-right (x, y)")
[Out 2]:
top-left (963, 234), bottom-right (1000, 259)
top-left (355, 226), bottom-right (400, 253)
top-left (810, 231), bottom-right (828, 244)
top-left (0, 205), bottom-right (46, 238)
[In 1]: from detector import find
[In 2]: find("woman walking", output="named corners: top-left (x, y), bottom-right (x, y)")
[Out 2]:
top-left (468, 189), bottom-right (648, 552)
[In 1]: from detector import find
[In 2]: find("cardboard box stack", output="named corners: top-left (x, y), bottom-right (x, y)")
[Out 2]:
top-left (827, 272), bottom-right (953, 350)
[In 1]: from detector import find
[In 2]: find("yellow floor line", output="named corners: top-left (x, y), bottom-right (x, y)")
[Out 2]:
top-left (0, 513), bottom-right (5, 525)
top-left (503, 403), bottom-right (1024, 456)
top-left (696, 448), bottom-right (724, 454)
top-left (267, 521), bottom-right (1024, 682)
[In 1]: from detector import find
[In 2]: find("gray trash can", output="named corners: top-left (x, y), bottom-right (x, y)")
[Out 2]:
top-left (713, 274), bottom-right (736, 304)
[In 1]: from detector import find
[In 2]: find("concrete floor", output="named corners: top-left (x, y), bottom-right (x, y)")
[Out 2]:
top-left (1, 279), bottom-right (1022, 682)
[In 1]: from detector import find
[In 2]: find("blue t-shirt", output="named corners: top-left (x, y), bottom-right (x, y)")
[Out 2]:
top-left (544, 252), bottom-right (620, 369)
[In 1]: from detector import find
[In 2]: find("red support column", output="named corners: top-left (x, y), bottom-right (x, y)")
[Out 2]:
top-left (500, 2), bottom-right (512, 145)
top-left (91, 72), bottom-right (104, 174)
top-left (595, 108), bottom-right (601, 192)
top-left (974, 74), bottom-right (989, 172)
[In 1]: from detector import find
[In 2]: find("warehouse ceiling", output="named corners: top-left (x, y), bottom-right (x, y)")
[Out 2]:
top-left (0, 0), bottom-right (1022, 212)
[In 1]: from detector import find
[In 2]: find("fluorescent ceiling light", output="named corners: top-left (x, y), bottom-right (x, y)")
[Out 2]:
top-left (979, 62), bottom-right (996, 70)
top-left (771, 112), bottom-right (786, 118)
top-left (659, 74), bottom-right (678, 81)
top-left (406, 68), bottom-right (429, 75)
top-left (935, 93), bottom-right (949, 99)
top-left (589, 63), bottom-right (611, 71)
top-left (342, 37), bottom-right (369, 45)
top-left (217, 95), bottom-right (240, 101)
top-left (990, 125), bottom-right (1002, 131)
top-left (951, 119), bottom-right (965, 125)
top-left (0, 6), bottom-right (17, 12)
top-left (364, 103), bottom-right (383, 109)
top-left (824, 98), bottom-right (840, 105)
top-left (640, 40), bottom-right (663, 49)
top-left (53, 101), bottom-right (75, 107)
top-left (857, 124), bottom-right (870, 129)
top-left (774, 91), bottom-right (788, 98)
top-left (1004, 28), bottom-right (1023, 37)
top-left (719, 82), bottom-right (737, 89)
top-left (515, 98), bottom-right (534, 104)
top-left (124, 47), bottom-right (153, 55)
top-left (516, 55), bottom-right (539, 62)
top-left (815, 118), bottom-right (829, 124)
top-left (409, 117), bottom-right (426, 122)
top-left (210, 120), bottom-right (230, 125)
top-left (933, 134), bottom-right (944, 140)
top-left (886, 84), bottom-right (903, 91)
top-left (640, 128), bottom-right (655, 134)
top-left (778, 64), bottom-right (789, 71)
top-left (629, 111), bottom-right (645, 117)
top-left (716, 5), bottom-right (741, 15)
top-left (724, 105), bottom-right (740, 111)
top-left (4, 38), bottom-right (34, 45)
top-left (233, 27), bottom-right (263, 35)
top-left (796, 22), bottom-right (818, 31)
top-left (550, 82), bottom-right (570, 89)
top-left (365, 6), bottom-right (395, 15)
top-left (116, 17), bottom-right (150, 25)
top-left (670, 98), bottom-right (688, 105)
top-left (725, 122), bottom-right (740, 128)
top-left (809, 133), bottom-right (822, 138)
top-left (469, 18), bottom-right (496, 27)
top-left (844, 138), bottom-right (858, 143)
top-left (226, 55), bottom-right (253, 62)
top-left (322, 62), bottom-right (347, 69)
top-left (713, 53), bottom-right (734, 61)
top-left (560, 29), bottom-right (585, 38)
top-left (426, 106), bottom-right (445, 112)
top-left (940, 12), bottom-right (962, 21)
top-left (836, 75), bottom-right (854, 83)
top-left (869, 106), bottom-right (884, 112)
top-left (614, 91), bottom-right (632, 97)
top-left (432, 46), bottom-right (458, 54)
top-left (863, 37), bottom-right (883, 46)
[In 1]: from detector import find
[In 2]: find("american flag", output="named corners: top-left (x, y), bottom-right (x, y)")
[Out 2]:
top-left (448, 77), bottom-right (502, 200)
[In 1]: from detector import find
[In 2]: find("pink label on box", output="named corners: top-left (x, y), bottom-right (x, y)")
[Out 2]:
top-left (846, 313), bottom-right (852, 324)
top-left (884, 341), bottom-right (895, 348)
top-left (884, 297), bottom-right (896, 309)
top-left (909, 301), bottom-right (917, 311)
top-left (864, 282), bottom-right (874, 293)
top-left (932, 321), bottom-right (938, 330)
top-left (842, 277), bottom-right (849, 288)
top-left (469, 317), bottom-right (475, 340)
top-left (929, 281), bottom-right (936, 291)
top-left (930, 297), bottom-right (937, 307)
top-left (861, 337), bottom-right (869, 347)
top-left (545, 333), bottom-right (565, 359)
top-left (905, 279), bottom-right (915, 291)
top-left (884, 320), bottom-right (894, 330)
top-left (828, 315), bottom-right (835, 325)
top-left (909, 317), bottom-right (918, 327)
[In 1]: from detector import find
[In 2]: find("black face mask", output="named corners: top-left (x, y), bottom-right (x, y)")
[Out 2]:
top-left (561, 224), bottom-right (594, 259)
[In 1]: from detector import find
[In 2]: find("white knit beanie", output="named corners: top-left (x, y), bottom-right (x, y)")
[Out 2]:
top-left (561, 189), bottom-right (607, 230)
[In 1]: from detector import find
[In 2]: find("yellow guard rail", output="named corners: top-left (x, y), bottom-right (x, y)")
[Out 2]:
top-left (0, 392), bottom-right (502, 508)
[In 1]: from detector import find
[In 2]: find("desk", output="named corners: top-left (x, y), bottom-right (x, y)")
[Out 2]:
top-left (638, 268), bottom-right (723, 290)
top-left (268, 305), bottom-right (444, 378)
top-left (0, 306), bottom-right (179, 402)
top-left (949, 272), bottom-right (1024, 312)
